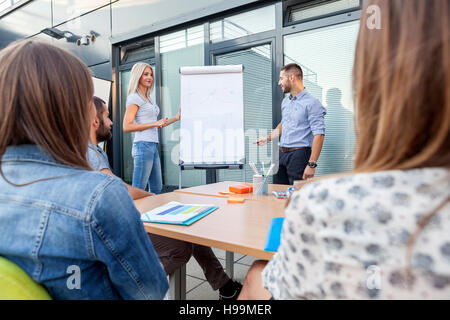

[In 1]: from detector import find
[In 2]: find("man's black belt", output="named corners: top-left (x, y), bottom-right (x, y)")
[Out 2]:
top-left (279, 146), bottom-right (311, 153)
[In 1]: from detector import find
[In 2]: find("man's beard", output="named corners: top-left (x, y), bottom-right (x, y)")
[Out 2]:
top-left (96, 121), bottom-right (112, 143)
top-left (282, 83), bottom-right (291, 94)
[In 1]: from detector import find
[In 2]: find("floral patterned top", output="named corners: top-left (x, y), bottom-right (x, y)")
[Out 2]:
top-left (262, 168), bottom-right (450, 299)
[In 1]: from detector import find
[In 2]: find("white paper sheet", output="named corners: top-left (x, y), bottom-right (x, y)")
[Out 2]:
top-left (179, 65), bottom-right (245, 165)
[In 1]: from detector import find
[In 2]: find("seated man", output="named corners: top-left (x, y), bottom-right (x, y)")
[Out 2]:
top-left (87, 98), bottom-right (152, 200)
top-left (88, 96), bottom-right (242, 300)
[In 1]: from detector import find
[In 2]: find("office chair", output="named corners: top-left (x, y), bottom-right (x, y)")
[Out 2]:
top-left (0, 256), bottom-right (51, 300)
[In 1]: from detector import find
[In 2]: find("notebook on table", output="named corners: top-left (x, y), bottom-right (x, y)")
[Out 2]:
top-left (141, 201), bottom-right (219, 226)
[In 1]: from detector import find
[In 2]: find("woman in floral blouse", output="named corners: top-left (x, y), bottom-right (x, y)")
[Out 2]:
top-left (238, 0), bottom-right (450, 300)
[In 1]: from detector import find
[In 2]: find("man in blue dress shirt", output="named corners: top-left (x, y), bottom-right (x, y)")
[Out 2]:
top-left (257, 63), bottom-right (326, 184)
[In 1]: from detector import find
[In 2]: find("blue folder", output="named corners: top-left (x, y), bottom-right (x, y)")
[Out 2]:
top-left (264, 217), bottom-right (285, 252)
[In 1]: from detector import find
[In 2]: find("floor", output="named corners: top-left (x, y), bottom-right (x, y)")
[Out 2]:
top-left (184, 248), bottom-right (258, 300)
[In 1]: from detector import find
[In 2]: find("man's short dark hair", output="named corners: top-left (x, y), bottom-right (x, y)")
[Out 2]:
top-left (93, 96), bottom-right (106, 117)
top-left (281, 63), bottom-right (303, 80)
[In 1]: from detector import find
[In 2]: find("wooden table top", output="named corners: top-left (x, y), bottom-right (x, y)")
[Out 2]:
top-left (135, 192), bottom-right (287, 260)
top-left (173, 181), bottom-right (302, 201)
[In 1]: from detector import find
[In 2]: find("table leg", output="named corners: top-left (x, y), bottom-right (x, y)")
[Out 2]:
top-left (225, 251), bottom-right (234, 279)
top-left (168, 264), bottom-right (186, 300)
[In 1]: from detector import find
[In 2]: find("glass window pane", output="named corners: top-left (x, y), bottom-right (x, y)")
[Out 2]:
top-left (120, 40), bottom-right (155, 65)
top-left (160, 26), bottom-right (206, 188)
top-left (187, 25), bottom-right (204, 46)
top-left (120, 67), bottom-right (155, 184)
top-left (160, 25), bottom-right (203, 54)
top-left (210, 5), bottom-right (275, 43)
top-left (215, 44), bottom-right (273, 183)
top-left (288, 0), bottom-right (361, 23)
top-left (284, 20), bottom-right (360, 176)
top-left (0, 1), bottom-right (12, 13)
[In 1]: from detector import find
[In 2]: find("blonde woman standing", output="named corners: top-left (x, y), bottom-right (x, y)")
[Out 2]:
top-left (123, 62), bottom-right (180, 194)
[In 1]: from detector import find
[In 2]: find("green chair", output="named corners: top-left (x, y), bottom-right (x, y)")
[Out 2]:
top-left (0, 256), bottom-right (51, 300)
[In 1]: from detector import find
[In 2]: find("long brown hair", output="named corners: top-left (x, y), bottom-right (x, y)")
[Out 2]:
top-left (353, 0), bottom-right (450, 172)
top-left (0, 40), bottom-right (94, 184)
top-left (354, 0), bottom-right (450, 274)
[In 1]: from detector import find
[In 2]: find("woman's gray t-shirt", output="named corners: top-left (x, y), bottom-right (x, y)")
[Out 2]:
top-left (126, 92), bottom-right (160, 143)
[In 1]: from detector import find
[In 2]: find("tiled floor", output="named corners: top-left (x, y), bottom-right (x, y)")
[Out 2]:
top-left (184, 248), bottom-right (259, 300)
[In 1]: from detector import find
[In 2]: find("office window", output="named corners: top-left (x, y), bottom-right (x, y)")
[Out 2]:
top-left (210, 5), bottom-right (276, 43)
top-left (160, 25), bottom-right (203, 53)
top-left (120, 40), bottom-right (155, 65)
top-left (0, 1), bottom-right (12, 13)
top-left (287, 0), bottom-right (361, 24)
top-left (215, 44), bottom-right (273, 183)
top-left (160, 26), bottom-right (206, 188)
top-left (284, 20), bottom-right (360, 176)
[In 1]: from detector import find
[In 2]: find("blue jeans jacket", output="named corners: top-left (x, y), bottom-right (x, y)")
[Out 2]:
top-left (0, 145), bottom-right (168, 299)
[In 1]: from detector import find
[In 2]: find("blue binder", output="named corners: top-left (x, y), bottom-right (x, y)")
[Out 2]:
top-left (264, 217), bottom-right (285, 252)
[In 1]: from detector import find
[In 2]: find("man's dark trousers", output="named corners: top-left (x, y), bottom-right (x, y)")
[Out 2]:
top-left (273, 148), bottom-right (311, 185)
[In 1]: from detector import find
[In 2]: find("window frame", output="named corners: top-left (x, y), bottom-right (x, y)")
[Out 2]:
top-left (283, 0), bottom-right (362, 27)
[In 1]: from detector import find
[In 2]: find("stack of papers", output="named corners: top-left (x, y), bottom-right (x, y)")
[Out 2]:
top-left (141, 201), bottom-right (218, 226)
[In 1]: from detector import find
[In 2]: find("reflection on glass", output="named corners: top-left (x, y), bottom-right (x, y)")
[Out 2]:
top-left (215, 44), bottom-right (273, 183)
top-left (112, 0), bottom-right (225, 38)
top-left (52, 0), bottom-right (110, 26)
top-left (210, 5), bottom-right (275, 43)
top-left (120, 40), bottom-right (155, 64)
top-left (284, 20), bottom-right (359, 176)
top-left (160, 25), bottom-right (203, 53)
top-left (160, 26), bottom-right (206, 188)
top-left (0, 1), bottom-right (13, 13)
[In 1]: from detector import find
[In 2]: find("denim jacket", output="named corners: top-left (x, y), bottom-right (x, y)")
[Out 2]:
top-left (0, 145), bottom-right (168, 299)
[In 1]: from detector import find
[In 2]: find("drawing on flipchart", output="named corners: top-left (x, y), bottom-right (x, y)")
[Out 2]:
top-left (179, 67), bottom-right (245, 164)
top-left (182, 76), bottom-right (242, 112)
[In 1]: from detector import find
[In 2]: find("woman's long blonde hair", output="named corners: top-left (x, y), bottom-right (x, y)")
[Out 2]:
top-left (0, 40), bottom-right (94, 184)
top-left (127, 62), bottom-right (154, 99)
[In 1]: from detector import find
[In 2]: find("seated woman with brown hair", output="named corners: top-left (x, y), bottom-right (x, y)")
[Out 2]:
top-left (239, 0), bottom-right (450, 300)
top-left (0, 40), bottom-right (168, 299)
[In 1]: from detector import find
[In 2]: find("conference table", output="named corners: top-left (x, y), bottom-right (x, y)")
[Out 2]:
top-left (134, 181), bottom-right (301, 299)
